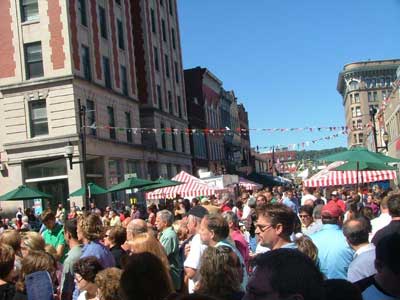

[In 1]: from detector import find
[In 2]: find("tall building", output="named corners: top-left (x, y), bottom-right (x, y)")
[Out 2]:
top-left (337, 59), bottom-right (400, 147)
top-left (184, 67), bottom-right (224, 175)
top-left (131, 0), bottom-right (191, 179)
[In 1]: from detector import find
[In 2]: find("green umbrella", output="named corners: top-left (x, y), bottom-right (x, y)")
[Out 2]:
top-left (69, 183), bottom-right (108, 197)
top-left (319, 147), bottom-right (400, 164)
top-left (108, 177), bottom-right (155, 193)
top-left (0, 185), bottom-right (52, 201)
top-left (141, 179), bottom-right (183, 192)
top-left (334, 161), bottom-right (396, 171)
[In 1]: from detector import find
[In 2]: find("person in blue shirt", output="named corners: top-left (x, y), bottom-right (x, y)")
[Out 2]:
top-left (311, 202), bottom-right (354, 279)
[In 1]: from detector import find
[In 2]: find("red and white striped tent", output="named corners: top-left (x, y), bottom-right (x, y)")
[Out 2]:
top-left (239, 177), bottom-right (263, 191)
top-left (146, 171), bottom-right (224, 200)
top-left (303, 161), bottom-right (397, 187)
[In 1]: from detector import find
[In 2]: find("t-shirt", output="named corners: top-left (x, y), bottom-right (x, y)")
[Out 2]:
top-left (371, 220), bottom-right (400, 246)
top-left (61, 245), bottom-right (82, 300)
top-left (42, 223), bottom-right (66, 262)
top-left (184, 234), bottom-right (207, 294)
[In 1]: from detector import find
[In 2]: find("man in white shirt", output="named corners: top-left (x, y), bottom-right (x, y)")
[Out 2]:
top-left (301, 187), bottom-right (316, 206)
top-left (343, 218), bottom-right (376, 282)
top-left (183, 206), bottom-right (208, 294)
top-left (370, 196), bottom-right (391, 241)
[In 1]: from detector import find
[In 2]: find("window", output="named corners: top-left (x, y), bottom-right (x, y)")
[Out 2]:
top-left (160, 0), bottom-right (163, 6)
top-left (168, 91), bottom-right (173, 114)
top-left (382, 90), bottom-right (387, 101)
top-left (386, 77), bottom-right (391, 87)
top-left (353, 134), bottom-right (357, 144)
top-left (154, 47), bottom-right (159, 71)
top-left (174, 61), bottom-right (179, 83)
top-left (181, 132), bottom-right (185, 153)
top-left (99, 6), bottom-right (108, 39)
top-left (355, 106), bottom-right (361, 117)
top-left (157, 85), bottom-right (163, 110)
top-left (21, 0), bottom-right (39, 22)
top-left (29, 100), bottom-right (48, 137)
top-left (358, 133), bottom-right (364, 144)
top-left (371, 78), bottom-right (376, 87)
top-left (86, 100), bottom-right (96, 136)
top-left (365, 78), bottom-right (371, 88)
top-left (161, 19), bottom-right (167, 42)
top-left (25, 42), bottom-right (43, 79)
top-left (78, 0), bottom-right (87, 26)
top-left (349, 94), bottom-right (353, 103)
top-left (125, 112), bottom-right (132, 143)
top-left (121, 66), bottom-right (128, 96)
top-left (117, 19), bottom-right (125, 50)
top-left (357, 119), bottom-right (362, 129)
top-left (178, 96), bottom-right (182, 118)
top-left (165, 54), bottom-right (170, 77)
top-left (349, 80), bottom-right (359, 90)
top-left (82, 45), bottom-right (91, 81)
top-left (107, 106), bottom-right (116, 139)
top-left (367, 92), bottom-right (372, 102)
top-left (354, 93), bottom-right (360, 103)
top-left (379, 77), bottom-right (385, 87)
top-left (171, 127), bottom-right (176, 151)
top-left (171, 28), bottom-right (176, 49)
top-left (103, 56), bottom-right (111, 88)
top-left (151, 9), bottom-right (156, 33)
top-left (160, 123), bottom-right (166, 149)
top-left (168, 0), bottom-right (173, 15)
top-left (116, 0), bottom-right (121, 5)
top-left (373, 91), bottom-right (378, 101)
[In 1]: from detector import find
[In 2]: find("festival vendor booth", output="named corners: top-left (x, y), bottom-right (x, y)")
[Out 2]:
top-left (238, 177), bottom-right (263, 191)
top-left (146, 171), bottom-right (225, 200)
top-left (303, 161), bottom-right (397, 187)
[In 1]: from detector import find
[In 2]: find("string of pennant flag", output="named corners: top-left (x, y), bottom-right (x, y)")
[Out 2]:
top-left (85, 124), bottom-right (350, 134)
top-left (256, 130), bottom-right (348, 151)
top-left (378, 79), bottom-right (400, 113)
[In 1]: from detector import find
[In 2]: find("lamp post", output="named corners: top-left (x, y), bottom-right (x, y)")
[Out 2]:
top-left (65, 99), bottom-right (89, 208)
top-left (369, 106), bottom-right (389, 152)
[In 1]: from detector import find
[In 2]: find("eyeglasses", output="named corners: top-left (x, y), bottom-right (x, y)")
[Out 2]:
top-left (255, 223), bottom-right (273, 232)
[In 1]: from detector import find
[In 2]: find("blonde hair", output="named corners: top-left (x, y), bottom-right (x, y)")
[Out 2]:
top-left (295, 235), bottom-right (318, 263)
top-left (127, 232), bottom-right (170, 271)
top-left (21, 231), bottom-right (45, 252)
top-left (95, 268), bottom-right (122, 300)
top-left (0, 229), bottom-right (21, 252)
top-left (78, 214), bottom-right (104, 241)
top-left (16, 250), bottom-right (56, 292)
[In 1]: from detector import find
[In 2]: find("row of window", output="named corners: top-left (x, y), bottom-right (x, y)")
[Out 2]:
top-left (347, 77), bottom-right (393, 91)
top-left (150, 8), bottom-right (177, 50)
top-left (154, 47), bottom-right (180, 83)
top-left (156, 85), bottom-right (184, 117)
top-left (160, 123), bottom-right (186, 153)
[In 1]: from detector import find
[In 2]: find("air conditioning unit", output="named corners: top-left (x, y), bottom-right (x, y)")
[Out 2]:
top-left (0, 163), bottom-right (6, 171)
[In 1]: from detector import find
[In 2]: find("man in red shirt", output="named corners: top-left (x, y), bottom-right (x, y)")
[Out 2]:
top-left (218, 193), bottom-right (232, 212)
top-left (328, 191), bottom-right (346, 213)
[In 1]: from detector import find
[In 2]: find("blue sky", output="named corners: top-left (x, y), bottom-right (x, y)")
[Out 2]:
top-left (178, 0), bottom-right (400, 152)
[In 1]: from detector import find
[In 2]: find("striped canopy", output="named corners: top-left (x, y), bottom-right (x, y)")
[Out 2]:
top-left (239, 177), bottom-right (262, 191)
top-left (146, 171), bottom-right (223, 199)
top-left (303, 161), bottom-right (397, 187)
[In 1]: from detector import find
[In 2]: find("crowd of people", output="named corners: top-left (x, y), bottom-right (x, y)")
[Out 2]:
top-left (0, 184), bottom-right (399, 300)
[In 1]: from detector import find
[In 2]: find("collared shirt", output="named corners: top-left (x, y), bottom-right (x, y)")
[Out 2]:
top-left (370, 213), bottom-right (391, 242)
top-left (159, 226), bottom-right (182, 291)
top-left (42, 223), bottom-right (66, 262)
top-left (81, 240), bottom-right (115, 268)
top-left (311, 224), bottom-right (354, 279)
top-left (347, 243), bottom-right (376, 283)
top-left (302, 220), bottom-right (323, 236)
top-left (61, 245), bottom-right (82, 300)
top-left (184, 234), bottom-right (207, 294)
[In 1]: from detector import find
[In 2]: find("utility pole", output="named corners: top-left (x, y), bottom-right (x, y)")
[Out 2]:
top-left (78, 99), bottom-right (89, 208)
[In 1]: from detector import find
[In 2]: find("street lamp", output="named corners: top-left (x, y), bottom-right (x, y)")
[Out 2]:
top-left (369, 106), bottom-right (389, 152)
top-left (65, 99), bottom-right (89, 207)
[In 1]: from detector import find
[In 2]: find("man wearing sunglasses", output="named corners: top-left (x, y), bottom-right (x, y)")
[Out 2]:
top-left (255, 204), bottom-right (297, 250)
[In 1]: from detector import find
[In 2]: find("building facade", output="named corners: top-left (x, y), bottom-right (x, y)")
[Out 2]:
top-left (132, 0), bottom-right (191, 179)
top-left (261, 149), bottom-right (297, 175)
top-left (237, 103), bottom-right (251, 173)
top-left (337, 59), bottom-right (400, 148)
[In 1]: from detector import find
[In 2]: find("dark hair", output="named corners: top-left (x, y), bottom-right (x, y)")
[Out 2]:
top-left (299, 205), bottom-right (313, 217)
top-left (254, 249), bottom-right (324, 300)
top-left (324, 279), bottom-right (362, 300)
top-left (360, 206), bottom-right (374, 220)
top-left (73, 256), bottom-right (103, 283)
top-left (314, 199), bottom-right (325, 206)
top-left (64, 219), bottom-right (78, 240)
top-left (388, 193), bottom-right (400, 217)
top-left (41, 210), bottom-right (55, 222)
top-left (120, 252), bottom-right (173, 300)
top-left (108, 226), bottom-right (127, 246)
top-left (342, 217), bottom-right (371, 246)
top-left (204, 214), bottom-right (229, 242)
top-left (376, 233), bottom-right (400, 275)
top-left (256, 204), bottom-right (296, 238)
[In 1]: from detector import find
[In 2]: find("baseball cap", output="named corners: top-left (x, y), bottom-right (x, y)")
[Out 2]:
top-left (331, 191), bottom-right (338, 196)
top-left (200, 197), bottom-right (210, 204)
top-left (321, 202), bottom-right (343, 218)
top-left (188, 205), bottom-right (208, 219)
